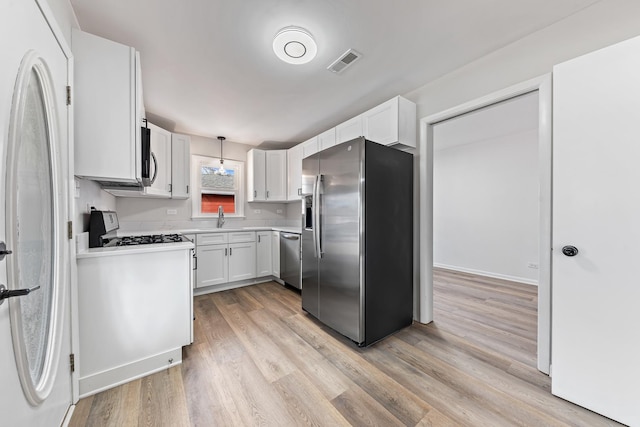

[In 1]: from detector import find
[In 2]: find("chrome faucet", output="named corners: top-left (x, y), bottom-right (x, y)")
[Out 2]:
top-left (217, 205), bottom-right (225, 228)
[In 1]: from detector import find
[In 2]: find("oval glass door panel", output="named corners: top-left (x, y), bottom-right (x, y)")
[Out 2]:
top-left (18, 68), bottom-right (54, 385)
top-left (6, 52), bottom-right (62, 405)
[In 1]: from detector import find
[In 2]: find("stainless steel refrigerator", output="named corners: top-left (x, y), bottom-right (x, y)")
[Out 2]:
top-left (301, 137), bottom-right (413, 346)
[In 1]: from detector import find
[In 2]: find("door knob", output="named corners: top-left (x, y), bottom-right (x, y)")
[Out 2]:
top-left (0, 241), bottom-right (12, 261)
top-left (562, 245), bottom-right (579, 257)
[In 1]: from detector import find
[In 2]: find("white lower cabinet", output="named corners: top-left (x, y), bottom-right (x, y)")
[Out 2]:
top-left (256, 231), bottom-right (272, 277)
top-left (228, 241), bottom-right (256, 281)
top-left (196, 232), bottom-right (256, 288)
top-left (272, 231), bottom-right (280, 278)
top-left (196, 244), bottom-right (228, 287)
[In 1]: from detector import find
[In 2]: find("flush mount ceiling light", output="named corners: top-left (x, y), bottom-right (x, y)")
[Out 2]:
top-left (273, 26), bottom-right (317, 65)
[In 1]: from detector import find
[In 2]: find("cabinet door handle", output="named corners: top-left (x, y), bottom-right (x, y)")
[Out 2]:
top-left (254, 190), bottom-right (257, 198)
top-left (229, 247), bottom-right (233, 256)
top-left (266, 190), bottom-right (269, 199)
top-left (225, 248), bottom-right (228, 256)
top-left (258, 235), bottom-right (261, 243)
top-left (186, 185), bottom-right (189, 194)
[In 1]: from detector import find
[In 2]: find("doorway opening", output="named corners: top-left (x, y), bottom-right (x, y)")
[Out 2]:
top-left (418, 75), bottom-right (552, 373)
top-left (431, 92), bottom-right (540, 368)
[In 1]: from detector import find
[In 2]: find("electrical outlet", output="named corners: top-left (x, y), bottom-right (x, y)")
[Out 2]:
top-left (86, 203), bottom-right (92, 214)
top-left (276, 209), bottom-right (283, 214)
top-left (166, 209), bottom-right (177, 215)
top-left (253, 209), bottom-right (261, 214)
top-left (527, 262), bottom-right (539, 269)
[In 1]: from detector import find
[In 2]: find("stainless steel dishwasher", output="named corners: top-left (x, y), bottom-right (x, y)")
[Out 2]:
top-left (280, 232), bottom-right (301, 289)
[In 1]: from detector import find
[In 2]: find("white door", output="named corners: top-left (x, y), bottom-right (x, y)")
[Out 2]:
top-left (552, 35), bottom-right (640, 426)
top-left (0, 1), bottom-right (72, 425)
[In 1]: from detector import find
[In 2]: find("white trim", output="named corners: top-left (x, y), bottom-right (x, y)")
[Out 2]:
top-left (419, 74), bottom-right (552, 374)
top-left (78, 348), bottom-right (182, 398)
top-left (34, 0), bottom-right (72, 58)
top-left (433, 264), bottom-right (538, 286)
top-left (35, 0), bottom-right (79, 406)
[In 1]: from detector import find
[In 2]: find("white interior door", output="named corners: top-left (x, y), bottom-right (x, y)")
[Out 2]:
top-left (0, 1), bottom-right (72, 425)
top-left (552, 35), bottom-right (640, 426)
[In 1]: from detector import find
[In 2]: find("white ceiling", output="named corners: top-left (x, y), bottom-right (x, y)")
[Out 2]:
top-left (433, 91), bottom-right (539, 152)
top-left (69, 0), bottom-right (598, 148)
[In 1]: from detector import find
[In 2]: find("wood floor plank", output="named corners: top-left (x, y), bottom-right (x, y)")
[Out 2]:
top-left (331, 386), bottom-right (405, 427)
top-left (70, 273), bottom-right (624, 427)
top-left (247, 306), bottom-right (352, 400)
top-left (273, 370), bottom-right (352, 426)
top-left (68, 395), bottom-right (93, 427)
top-left (213, 299), bottom-right (297, 383)
top-left (137, 367), bottom-right (190, 427)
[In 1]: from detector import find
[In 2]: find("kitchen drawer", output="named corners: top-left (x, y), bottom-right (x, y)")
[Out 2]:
top-left (228, 231), bottom-right (256, 243)
top-left (197, 233), bottom-right (228, 246)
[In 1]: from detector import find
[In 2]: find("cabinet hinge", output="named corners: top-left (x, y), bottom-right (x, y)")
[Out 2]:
top-left (66, 86), bottom-right (71, 106)
top-left (69, 353), bottom-right (75, 372)
top-left (67, 221), bottom-right (73, 240)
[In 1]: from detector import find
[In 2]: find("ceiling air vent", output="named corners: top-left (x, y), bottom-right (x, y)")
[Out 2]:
top-left (327, 49), bottom-right (361, 74)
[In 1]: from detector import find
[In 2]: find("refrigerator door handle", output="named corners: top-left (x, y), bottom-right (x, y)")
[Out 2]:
top-left (313, 174), bottom-right (322, 259)
top-left (316, 174), bottom-right (324, 258)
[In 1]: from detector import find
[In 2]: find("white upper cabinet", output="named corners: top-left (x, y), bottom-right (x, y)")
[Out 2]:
top-left (362, 96), bottom-right (416, 148)
top-left (318, 128), bottom-right (337, 151)
top-left (171, 133), bottom-right (191, 199)
top-left (287, 144), bottom-right (302, 200)
top-left (247, 149), bottom-right (287, 202)
top-left (247, 148), bottom-right (266, 201)
top-left (73, 29), bottom-right (144, 184)
top-left (104, 122), bottom-right (173, 198)
top-left (301, 136), bottom-right (318, 159)
top-left (145, 122), bottom-right (172, 197)
top-left (336, 116), bottom-right (363, 144)
top-left (265, 150), bottom-right (287, 201)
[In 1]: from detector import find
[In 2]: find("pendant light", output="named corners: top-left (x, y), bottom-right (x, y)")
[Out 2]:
top-left (217, 136), bottom-right (227, 176)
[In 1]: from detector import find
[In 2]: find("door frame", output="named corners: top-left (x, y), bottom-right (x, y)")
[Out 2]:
top-left (418, 74), bottom-right (552, 373)
top-left (34, 0), bottom-right (79, 402)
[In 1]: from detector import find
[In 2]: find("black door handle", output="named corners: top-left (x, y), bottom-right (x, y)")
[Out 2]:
top-left (0, 241), bottom-right (12, 261)
top-left (562, 245), bottom-right (579, 257)
top-left (0, 284), bottom-right (40, 306)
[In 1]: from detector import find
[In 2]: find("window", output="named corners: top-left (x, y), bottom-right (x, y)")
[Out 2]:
top-left (191, 154), bottom-right (244, 218)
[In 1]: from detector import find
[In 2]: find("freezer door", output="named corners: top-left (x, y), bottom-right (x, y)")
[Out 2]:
top-left (301, 154), bottom-right (320, 316)
top-left (318, 138), bottom-right (364, 343)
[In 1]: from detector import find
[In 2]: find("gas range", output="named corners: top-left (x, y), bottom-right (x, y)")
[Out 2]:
top-left (104, 234), bottom-right (188, 247)
top-left (88, 208), bottom-right (190, 249)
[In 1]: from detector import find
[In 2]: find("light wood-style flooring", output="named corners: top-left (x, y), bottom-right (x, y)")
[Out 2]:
top-left (70, 271), bottom-right (622, 426)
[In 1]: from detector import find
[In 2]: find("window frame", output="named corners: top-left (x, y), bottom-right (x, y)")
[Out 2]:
top-left (191, 154), bottom-right (245, 219)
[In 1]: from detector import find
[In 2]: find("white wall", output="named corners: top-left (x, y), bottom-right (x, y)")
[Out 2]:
top-left (116, 133), bottom-right (293, 231)
top-left (406, 1), bottom-right (640, 118)
top-left (433, 128), bottom-right (539, 284)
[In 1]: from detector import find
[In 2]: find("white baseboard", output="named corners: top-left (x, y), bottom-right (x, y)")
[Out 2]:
top-left (78, 348), bottom-right (182, 398)
top-left (433, 263), bottom-right (538, 286)
top-left (61, 404), bottom-right (75, 427)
